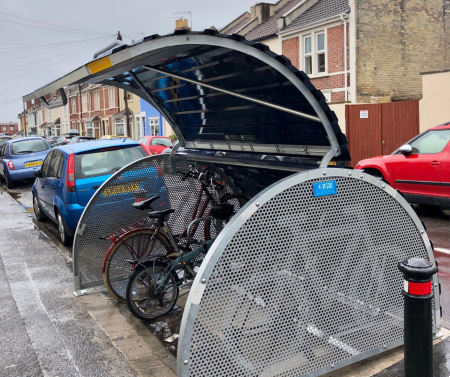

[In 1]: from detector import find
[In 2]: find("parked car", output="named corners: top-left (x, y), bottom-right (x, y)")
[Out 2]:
top-left (138, 136), bottom-right (173, 155)
top-left (32, 139), bottom-right (167, 245)
top-left (100, 135), bottom-right (131, 140)
top-left (53, 130), bottom-right (80, 147)
top-left (0, 137), bottom-right (52, 188)
top-left (355, 121), bottom-right (450, 208)
top-left (0, 135), bottom-right (11, 147)
top-left (46, 136), bottom-right (59, 146)
top-left (68, 136), bottom-right (96, 144)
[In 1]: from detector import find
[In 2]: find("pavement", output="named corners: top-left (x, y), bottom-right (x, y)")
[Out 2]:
top-left (1, 181), bottom-right (450, 376)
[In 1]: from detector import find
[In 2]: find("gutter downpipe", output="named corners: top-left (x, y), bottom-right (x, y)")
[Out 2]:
top-left (340, 13), bottom-right (348, 102)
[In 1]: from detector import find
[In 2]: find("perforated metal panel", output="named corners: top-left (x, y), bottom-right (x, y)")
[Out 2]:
top-left (178, 168), bottom-right (439, 377)
top-left (72, 154), bottom-right (238, 291)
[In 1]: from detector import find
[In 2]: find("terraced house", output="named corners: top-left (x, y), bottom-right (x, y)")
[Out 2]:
top-left (221, 0), bottom-right (450, 162)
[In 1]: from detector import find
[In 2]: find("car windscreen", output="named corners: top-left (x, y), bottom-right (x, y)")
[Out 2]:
top-left (0, 138), bottom-right (10, 146)
top-left (74, 145), bottom-right (147, 180)
top-left (10, 139), bottom-right (49, 155)
top-left (151, 138), bottom-right (172, 147)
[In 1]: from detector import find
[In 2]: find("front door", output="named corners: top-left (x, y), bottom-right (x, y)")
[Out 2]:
top-left (390, 129), bottom-right (450, 197)
top-left (44, 150), bottom-right (64, 220)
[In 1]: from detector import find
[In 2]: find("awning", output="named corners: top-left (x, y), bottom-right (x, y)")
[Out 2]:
top-left (38, 122), bottom-right (49, 128)
top-left (112, 109), bottom-right (133, 119)
top-left (22, 29), bottom-right (349, 161)
top-left (85, 115), bottom-right (100, 123)
top-left (48, 117), bottom-right (60, 126)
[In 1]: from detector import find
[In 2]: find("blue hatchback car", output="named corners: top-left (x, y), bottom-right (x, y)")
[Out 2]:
top-left (32, 139), bottom-right (168, 245)
top-left (0, 137), bottom-right (52, 188)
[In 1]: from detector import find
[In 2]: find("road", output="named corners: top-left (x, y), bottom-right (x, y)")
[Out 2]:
top-left (2, 180), bottom-right (450, 358)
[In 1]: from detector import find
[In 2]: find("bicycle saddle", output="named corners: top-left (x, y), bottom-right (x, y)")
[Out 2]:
top-left (147, 208), bottom-right (175, 219)
top-left (132, 196), bottom-right (160, 210)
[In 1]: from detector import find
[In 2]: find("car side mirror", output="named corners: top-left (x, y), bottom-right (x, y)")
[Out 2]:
top-left (398, 144), bottom-right (412, 154)
top-left (34, 170), bottom-right (42, 178)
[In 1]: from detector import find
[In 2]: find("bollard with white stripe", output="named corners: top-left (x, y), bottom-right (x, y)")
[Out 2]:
top-left (398, 257), bottom-right (438, 377)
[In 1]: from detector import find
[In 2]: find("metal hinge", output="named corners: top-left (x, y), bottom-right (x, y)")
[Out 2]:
top-left (76, 223), bottom-right (86, 237)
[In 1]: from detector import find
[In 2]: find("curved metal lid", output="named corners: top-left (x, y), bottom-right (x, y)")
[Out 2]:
top-left (23, 29), bottom-right (349, 160)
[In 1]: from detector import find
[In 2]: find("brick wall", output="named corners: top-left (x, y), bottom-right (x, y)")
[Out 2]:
top-left (356, 0), bottom-right (450, 103)
top-left (327, 24), bottom-right (348, 74)
top-left (282, 37), bottom-right (299, 69)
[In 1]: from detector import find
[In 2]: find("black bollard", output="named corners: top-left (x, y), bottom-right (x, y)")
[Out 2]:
top-left (398, 258), bottom-right (438, 377)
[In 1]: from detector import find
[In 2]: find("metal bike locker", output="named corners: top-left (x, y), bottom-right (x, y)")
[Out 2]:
top-left (22, 30), bottom-right (440, 377)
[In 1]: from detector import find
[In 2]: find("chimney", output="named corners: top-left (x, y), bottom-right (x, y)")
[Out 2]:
top-left (26, 100), bottom-right (32, 110)
top-left (250, 3), bottom-right (272, 25)
top-left (175, 18), bottom-right (191, 31)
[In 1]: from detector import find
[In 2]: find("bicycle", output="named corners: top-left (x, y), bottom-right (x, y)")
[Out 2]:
top-left (101, 165), bottom-right (250, 303)
top-left (125, 203), bottom-right (234, 321)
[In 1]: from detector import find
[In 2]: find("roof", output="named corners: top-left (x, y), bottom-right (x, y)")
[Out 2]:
top-left (281, 0), bottom-right (349, 32)
top-left (220, 11), bottom-right (251, 34)
top-left (112, 109), bottom-right (133, 118)
top-left (48, 117), bottom-right (60, 126)
top-left (38, 122), bottom-right (49, 128)
top-left (57, 139), bottom-right (140, 154)
top-left (85, 115), bottom-right (100, 122)
top-left (22, 30), bottom-right (348, 160)
top-left (224, 16), bottom-right (252, 35)
top-left (245, 0), bottom-right (303, 41)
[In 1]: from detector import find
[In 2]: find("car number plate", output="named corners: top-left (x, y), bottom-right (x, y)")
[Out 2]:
top-left (25, 160), bottom-right (43, 168)
top-left (103, 182), bottom-right (140, 197)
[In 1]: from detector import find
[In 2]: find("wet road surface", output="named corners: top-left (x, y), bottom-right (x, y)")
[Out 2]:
top-left (2, 181), bottom-right (450, 361)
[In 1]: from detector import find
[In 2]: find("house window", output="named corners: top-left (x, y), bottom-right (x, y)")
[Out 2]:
top-left (2, 126), bottom-right (6, 132)
top-left (72, 98), bottom-right (76, 114)
top-left (149, 117), bottom-right (159, 136)
top-left (64, 104), bottom-right (68, 117)
top-left (304, 36), bottom-right (312, 75)
top-left (316, 32), bottom-right (326, 73)
top-left (82, 94), bottom-right (88, 113)
top-left (114, 119), bottom-right (124, 136)
top-left (108, 88), bottom-right (115, 108)
top-left (10, 125), bottom-right (14, 131)
top-left (94, 92), bottom-right (100, 110)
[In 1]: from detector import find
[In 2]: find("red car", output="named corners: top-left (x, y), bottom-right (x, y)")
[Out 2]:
top-left (137, 136), bottom-right (173, 155)
top-left (355, 122), bottom-right (450, 208)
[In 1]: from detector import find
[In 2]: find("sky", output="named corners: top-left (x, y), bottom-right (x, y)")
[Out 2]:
top-left (0, 0), bottom-right (262, 123)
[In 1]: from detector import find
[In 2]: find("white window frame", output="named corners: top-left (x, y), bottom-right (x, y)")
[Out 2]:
top-left (10, 125), bottom-right (14, 131)
top-left (303, 35), bottom-right (312, 75)
top-left (148, 117), bottom-right (160, 136)
top-left (94, 92), bottom-right (100, 110)
top-left (82, 94), bottom-right (88, 113)
top-left (299, 29), bottom-right (327, 77)
top-left (108, 87), bottom-right (115, 109)
top-left (72, 98), bottom-right (76, 114)
top-left (316, 32), bottom-right (326, 74)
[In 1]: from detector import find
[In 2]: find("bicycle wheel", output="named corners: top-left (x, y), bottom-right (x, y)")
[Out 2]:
top-left (103, 229), bottom-right (172, 303)
top-left (126, 260), bottom-right (179, 321)
top-left (204, 193), bottom-right (251, 240)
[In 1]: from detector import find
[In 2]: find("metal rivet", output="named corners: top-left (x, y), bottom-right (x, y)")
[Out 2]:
top-left (360, 174), bottom-right (363, 178)
top-left (184, 360), bottom-right (189, 365)
top-left (256, 202), bottom-right (260, 207)
top-left (334, 149), bottom-right (338, 152)
top-left (384, 344), bottom-right (387, 348)
top-left (421, 230), bottom-right (424, 234)
top-left (201, 279), bottom-right (206, 283)
top-left (323, 171), bottom-right (326, 175)
top-left (348, 172), bottom-right (352, 176)
top-left (331, 364), bottom-right (335, 368)
top-left (382, 184), bottom-right (385, 188)
top-left (435, 283), bottom-right (438, 287)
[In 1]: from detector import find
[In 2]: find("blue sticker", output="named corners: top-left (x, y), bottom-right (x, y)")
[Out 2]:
top-left (313, 180), bottom-right (337, 197)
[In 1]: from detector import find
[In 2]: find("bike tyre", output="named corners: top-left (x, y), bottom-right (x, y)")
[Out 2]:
top-left (103, 229), bottom-right (172, 303)
top-left (126, 260), bottom-right (179, 321)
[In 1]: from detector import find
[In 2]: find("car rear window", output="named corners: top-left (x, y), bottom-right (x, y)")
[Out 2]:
top-left (0, 138), bottom-right (10, 146)
top-left (151, 138), bottom-right (172, 147)
top-left (74, 145), bottom-right (147, 179)
top-left (10, 139), bottom-right (49, 155)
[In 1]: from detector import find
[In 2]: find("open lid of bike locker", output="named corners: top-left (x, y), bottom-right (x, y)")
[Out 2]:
top-left (23, 29), bottom-right (349, 167)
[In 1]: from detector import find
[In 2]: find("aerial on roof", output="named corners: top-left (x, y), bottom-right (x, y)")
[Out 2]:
top-left (23, 29), bottom-right (349, 162)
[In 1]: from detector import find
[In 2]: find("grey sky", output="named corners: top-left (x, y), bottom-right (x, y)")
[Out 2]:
top-left (0, 0), bottom-right (261, 123)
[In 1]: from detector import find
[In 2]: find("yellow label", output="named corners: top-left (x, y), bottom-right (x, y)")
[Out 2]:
top-left (103, 182), bottom-right (139, 197)
top-left (25, 160), bottom-right (43, 167)
top-left (317, 161), bottom-right (337, 166)
top-left (87, 56), bottom-right (113, 74)
top-left (27, 208), bottom-right (34, 213)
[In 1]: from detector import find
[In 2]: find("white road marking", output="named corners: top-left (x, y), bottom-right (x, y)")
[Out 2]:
top-left (434, 247), bottom-right (450, 255)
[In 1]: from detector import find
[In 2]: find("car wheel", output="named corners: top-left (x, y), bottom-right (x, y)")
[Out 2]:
top-left (57, 211), bottom-right (72, 246)
top-left (33, 194), bottom-right (47, 222)
top-left (5, 174), bottom-right (14, 189)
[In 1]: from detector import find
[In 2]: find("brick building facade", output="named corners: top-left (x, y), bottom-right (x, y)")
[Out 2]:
top-left (0, 122), bottom-right (19, 136)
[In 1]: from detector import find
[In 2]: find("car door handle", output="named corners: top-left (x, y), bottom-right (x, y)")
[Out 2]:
top-left (52, 186), bottom-right (56, 190)
top-left (431, 161), bottom-right (440, 166)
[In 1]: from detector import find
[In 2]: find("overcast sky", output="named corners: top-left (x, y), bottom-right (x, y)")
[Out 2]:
top-left (0, 0), bottom-right (262, 123)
